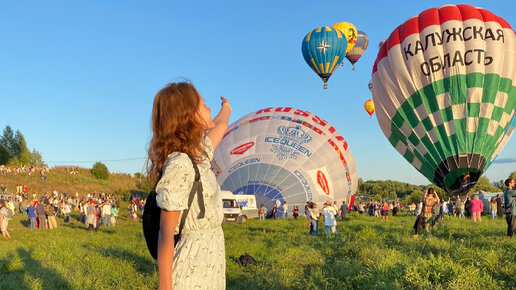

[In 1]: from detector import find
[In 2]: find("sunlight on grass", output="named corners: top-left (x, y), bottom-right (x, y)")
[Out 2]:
top-left (0, 207), bottom-right (514, 289)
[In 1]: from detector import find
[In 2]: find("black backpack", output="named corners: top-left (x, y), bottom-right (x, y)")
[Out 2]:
top-left (142, 155), bottom-right (204, 260)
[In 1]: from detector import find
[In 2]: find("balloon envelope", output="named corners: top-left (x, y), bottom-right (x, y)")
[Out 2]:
top-left (346, 30), bottom-right (369, 66)
top-left (301, 26), bottom-right (348, 86)
top-left (371, 4), bottom-right (516, 195)
top-left (212, 107), bottom-right (357, 215)
top-left (364, 99), bottom-right (375, 116)
top-left (332, 22), bottom-right (357, 53)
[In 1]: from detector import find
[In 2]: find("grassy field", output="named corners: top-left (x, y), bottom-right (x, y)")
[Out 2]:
top-left (0, 207), bottom-right (515, 290)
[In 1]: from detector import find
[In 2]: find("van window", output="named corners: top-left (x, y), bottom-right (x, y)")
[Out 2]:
top-left (223, 199), bottom-right (239, 208)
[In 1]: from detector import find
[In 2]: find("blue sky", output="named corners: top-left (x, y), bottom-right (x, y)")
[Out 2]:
top-left (1, 0), bottom-right (514, 185)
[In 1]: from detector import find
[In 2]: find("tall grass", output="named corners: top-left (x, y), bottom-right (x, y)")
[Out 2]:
top-left (0, 169), bottom-right (141, 198)
top-left (0, 208), bottom-right (514, 289)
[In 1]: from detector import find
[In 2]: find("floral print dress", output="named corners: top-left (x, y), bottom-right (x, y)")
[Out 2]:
top-left (156, 137), bottom-right (225, 289)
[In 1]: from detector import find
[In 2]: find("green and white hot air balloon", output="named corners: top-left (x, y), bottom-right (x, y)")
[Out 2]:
top-left (371, 4), bottom-right (516, 195)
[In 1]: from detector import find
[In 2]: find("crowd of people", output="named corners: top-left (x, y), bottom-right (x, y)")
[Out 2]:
top-left (0, 190), bottom-right (126, 237)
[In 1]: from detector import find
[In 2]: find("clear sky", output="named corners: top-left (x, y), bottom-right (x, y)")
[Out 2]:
top-left (1, 0), bottom-right (514, 185)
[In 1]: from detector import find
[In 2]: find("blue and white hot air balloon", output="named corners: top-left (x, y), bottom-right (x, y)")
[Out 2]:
top-left (301, 26), bottom-right (348, 89)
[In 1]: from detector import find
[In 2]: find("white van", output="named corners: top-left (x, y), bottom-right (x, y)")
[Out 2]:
top-left (233, 193), bottom-right (259, 222)
top-left (221, 191), bottom-right (241, 222)
top-left (221, 191), bottom-right (259, 223)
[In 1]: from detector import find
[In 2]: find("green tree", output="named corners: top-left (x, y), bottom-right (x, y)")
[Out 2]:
top-left (0, 125), bottom-right (15, 161)
top-left (0, 143), bottom-right (9, 164)
top-left (16, 131), bottom-right (31, 165)
top-left (509, 170), bottom-right (516, 180)
top-left (374, 193), bottom-right (382, 201)
top-left (406, 189), bottom-right (424, 204)
top-left (91, 162), bottom-right (109, 180)
top-left (470, 176), bottom-right (501, 193)
top-left (30, 149), bottom-right (44, 166)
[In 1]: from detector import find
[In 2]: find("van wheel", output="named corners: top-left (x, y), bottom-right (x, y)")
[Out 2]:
top-left (237, 216), bottom-right (247, 224)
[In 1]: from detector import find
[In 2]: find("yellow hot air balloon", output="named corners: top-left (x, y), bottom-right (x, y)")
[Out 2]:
top-left (364, 99), bottom-right (375, 117)
top-left (332, 22), bottom-right (357, 53)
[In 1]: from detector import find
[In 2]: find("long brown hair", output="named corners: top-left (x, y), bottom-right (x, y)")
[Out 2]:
top-left (146, 82), bottom-right (207, 183)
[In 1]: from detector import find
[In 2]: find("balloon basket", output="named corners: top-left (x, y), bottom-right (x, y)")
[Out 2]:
top-left (323, 84), bottom-right (328, 89)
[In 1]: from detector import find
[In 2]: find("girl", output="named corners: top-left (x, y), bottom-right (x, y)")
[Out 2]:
top-left (148, 82), bottom-right (231, 289)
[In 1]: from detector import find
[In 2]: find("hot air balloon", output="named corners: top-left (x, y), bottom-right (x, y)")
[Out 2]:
top-left (368, 80), bottom-right (373, 92)
top-left (364, 99), bottom-right (375, 117)
top-left (378, 40), bottom-right (386, 48)
top-left (301, 26), bottom-right (348, 89)
top-left (371, 4), bottom-right (516, 195)
top-left (346, 30), bottom-right (369, 70)
top-left (332, 22), bottom-right (357, 53)
top-left (212, 107), bottom-right (358, 216)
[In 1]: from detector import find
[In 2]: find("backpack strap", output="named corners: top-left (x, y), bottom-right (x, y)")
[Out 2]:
top-left (175, 155), bottom-right (205, 242)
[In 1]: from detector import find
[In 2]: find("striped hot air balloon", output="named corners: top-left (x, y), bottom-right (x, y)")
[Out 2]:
top-left (371, 4), bottom-right (516, 195)
top-left (346, 30), bottom-right (369, 70)
top-left (301, 26), bottom-right (348, 89)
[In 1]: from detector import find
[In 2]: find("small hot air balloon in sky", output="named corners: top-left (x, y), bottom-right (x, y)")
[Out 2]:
top-left (364, 99), bottom-right (375, 117)
top-left (371, 4), bottom-right (516, 195)
top-left (368, 80), bottom-right (373, 92)
top-left (332, 22), bottom-right (357, 66)
top-left (301, 26), bottom-right (348, 89)
top-left (332, 22), bottom-right (357, 53)
top-left (378, 40), bottom-right (386, 48)
top-left (346, 30), bottom-right (369, 70)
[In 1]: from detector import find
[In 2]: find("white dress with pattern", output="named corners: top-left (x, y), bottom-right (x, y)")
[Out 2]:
top-left (156, 137), bottom-right (225, 289)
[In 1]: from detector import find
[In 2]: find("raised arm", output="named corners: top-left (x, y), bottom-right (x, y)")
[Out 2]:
top-left (206, 96), bottom-right (231, 151)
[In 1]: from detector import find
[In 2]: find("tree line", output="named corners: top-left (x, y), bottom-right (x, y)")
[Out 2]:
top-left (0, 125), bottom-right (44, 166)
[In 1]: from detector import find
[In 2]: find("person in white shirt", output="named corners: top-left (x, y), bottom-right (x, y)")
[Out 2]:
top-left (282, 201), bottom-right (288, 218)
top-left (102, 202), bottom-right (112, 227)
top-left (64, 203), bottom-right (72, 223)
top-left (321, 201), bottom-right (338, 236)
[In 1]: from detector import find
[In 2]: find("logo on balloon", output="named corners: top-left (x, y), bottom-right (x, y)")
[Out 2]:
top-left (266, 126), bottom-right (313, 160)
top-left (230, 142), bottom-right (255, 155)
top-left (317, 170), bottom-right (330, 196)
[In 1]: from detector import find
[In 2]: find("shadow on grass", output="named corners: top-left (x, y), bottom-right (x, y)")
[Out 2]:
top-left (7, 248), bottom-right (73, 290)
top-left (18, 218), bottom-right (30, 228)
top-left (63, 222), bottom-right (116, 234)
top-left (87, 245), bottom-right (156, 276)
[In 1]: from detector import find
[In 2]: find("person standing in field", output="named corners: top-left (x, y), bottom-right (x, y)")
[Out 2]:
top-left (36, 200), bottom-right (46, 229)
top-left (464, 196), bottom-right (472, 218)
top-left (46, 201), bottom-right (58, 230)
top-left (340, 201), bottom-right (348, 220)
top-left (148, 81), bottom-right (231, 289)
top-left (496, 194), bottom-right (504, 219)
top-left (321, 201), bottom-right (337, 236)
top-left (86, 200), bottom-right (97, 231)
top-left (380, 201), bottom-right (389, 222)
top-left (308, 202), bottom-right (320, 236)
top-left (273, 204), bottom-right (279, 219)
top-left (28, 201), bottom-right (37, 229)
top-left (0, 199), bottom-right (11, 239)
top-left (282, 201), bottom-right (288, 218)
top-left (503, 178), bottom-right (516, 237)
top-left (470, 195), bottom-right (484, 222)
top-left (111, 205), bottom-right (118, 225)
top-left (489, 197), bottom-right (498, 219)
top-left (292, 205), bottom-right (299, 220)
top-left (259, 204), bottom-right (266, 220)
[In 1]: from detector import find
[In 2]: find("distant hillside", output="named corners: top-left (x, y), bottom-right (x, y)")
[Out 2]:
top-left (0, 167), bottom-right (151, 198)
